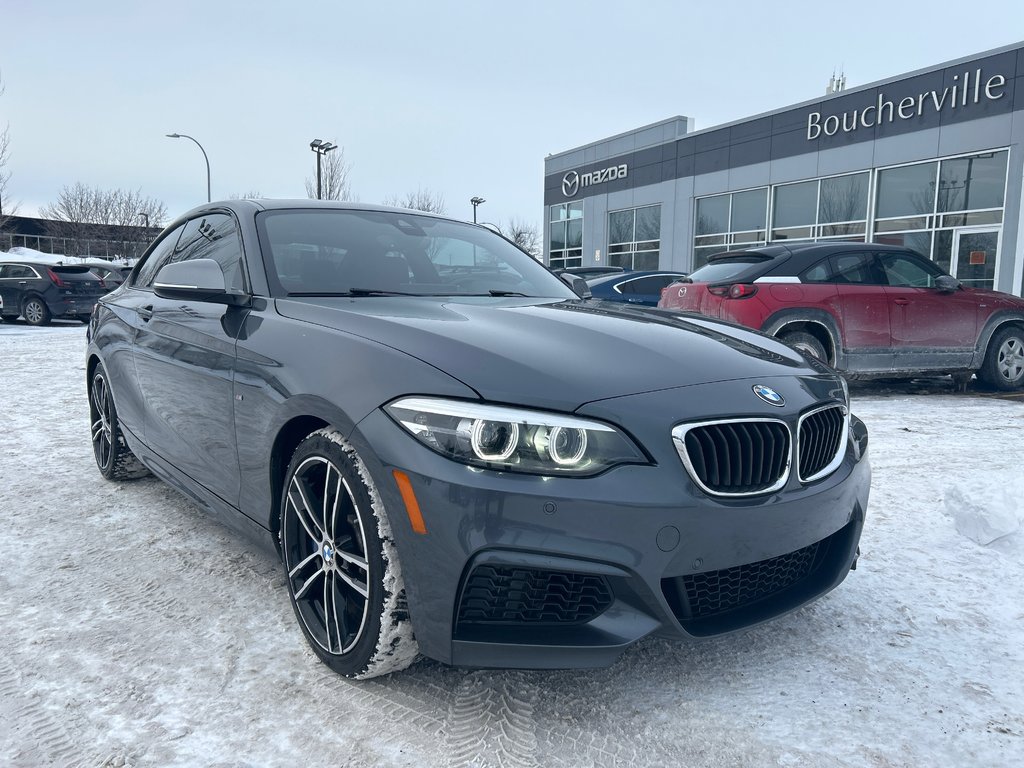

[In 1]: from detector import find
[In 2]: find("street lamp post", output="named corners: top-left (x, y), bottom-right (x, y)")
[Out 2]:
top-left (166, 133), bottom-right (211, 202)
top-left (470, 196), bottom-right (485, 223)
top-left (310, 139), bottom-right (337, 200)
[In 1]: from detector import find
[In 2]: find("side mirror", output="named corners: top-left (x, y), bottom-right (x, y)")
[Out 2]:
top-left (935, 275), bottom-right (961, 293)
top-left (560, 273), bottom-right (592, 299)
top-left (154, 258), bottom-right (248, 306)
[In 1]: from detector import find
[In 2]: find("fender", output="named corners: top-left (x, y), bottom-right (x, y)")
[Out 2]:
top-left (974, 311), bottom-right (1024, 367)
top-left (761, 308), bottom-right (845, 369)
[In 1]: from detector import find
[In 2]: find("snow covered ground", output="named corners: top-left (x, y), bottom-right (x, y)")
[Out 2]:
top-left (1, 323), bottom-right (1021, 767)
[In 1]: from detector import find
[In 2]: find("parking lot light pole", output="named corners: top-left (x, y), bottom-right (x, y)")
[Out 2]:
top-left (166, 133), bottom-right (211, 203)
top-left (470, 196), bottom-right (485, 223)
top-left (310, 139), bottom-right (337, 200)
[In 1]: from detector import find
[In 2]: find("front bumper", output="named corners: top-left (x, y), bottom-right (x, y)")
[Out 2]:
top-left (351, 379), bottom-right (870, 669)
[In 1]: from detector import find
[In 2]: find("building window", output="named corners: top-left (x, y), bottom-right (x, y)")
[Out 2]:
top-left (548, 202), bottom-right (583, 269)
top-left (873, 150), bottom-right (1008, 288)
top-left (771, 172), bottom-right (869, 243)
top-left (693, 188), bottom-right (768, 269)
top-left (608, 205), bottom-right (661, 270)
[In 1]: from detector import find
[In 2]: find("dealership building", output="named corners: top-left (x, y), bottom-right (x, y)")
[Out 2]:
top-left (543, 41), bottom-right (1024, 295)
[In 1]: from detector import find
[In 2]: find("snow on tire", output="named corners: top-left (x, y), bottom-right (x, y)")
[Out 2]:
top-left (280, 428), bottom-right (419, 679)
top-left (89, 365), bottom-right (150, 481)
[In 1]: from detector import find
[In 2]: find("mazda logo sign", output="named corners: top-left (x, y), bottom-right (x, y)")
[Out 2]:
top-left (562, 171), bottom-right (580, 198)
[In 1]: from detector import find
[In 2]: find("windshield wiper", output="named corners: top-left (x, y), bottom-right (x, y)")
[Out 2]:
top-left (289, 289), bottom-right (420, 297)
top-left (487, 290), bottom-right (531, 297)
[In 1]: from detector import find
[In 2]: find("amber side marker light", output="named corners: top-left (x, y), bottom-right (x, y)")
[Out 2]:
top-left (392, 470), bottom-right (427, 534)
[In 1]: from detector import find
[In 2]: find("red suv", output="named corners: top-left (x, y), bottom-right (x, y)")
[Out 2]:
top-left (658, 243), bottom-right (1024, 390)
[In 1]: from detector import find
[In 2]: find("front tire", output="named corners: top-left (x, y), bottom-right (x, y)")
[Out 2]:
top-left (280, 428), bottom-right (418, 679)
top-left (979, 325), bottom-right (1024, 391)
top-left (89, 365), bottom-right (150, 480)
top-left (23, 297), bottom-right (51, 326)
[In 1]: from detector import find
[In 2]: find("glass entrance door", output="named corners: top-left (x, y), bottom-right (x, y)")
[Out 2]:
top-left (952, 228), bottom-right (999, 289)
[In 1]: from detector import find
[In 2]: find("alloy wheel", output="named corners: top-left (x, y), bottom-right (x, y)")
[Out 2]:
top-left (91, 371), bottom-right (113, 469)
top-left (283, 455), bottom-right (371, 655)
top-left (24, 300), bottom-right (45, 324)
top-left (997, 336), bottom-right (1024, 384)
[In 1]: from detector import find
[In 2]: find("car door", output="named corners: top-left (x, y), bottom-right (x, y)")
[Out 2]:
top-left (0, 262), bottom-right (43, 315)
top-left (877, 250), bottom-right (978, 370)
top-left (0, 263), bottom-right (37, 316)
top-left (131, 212), bottom-right (248, 505)
top-left (826, 251), bottom-right (893, 372)
top-left (99, 225), bottom-right (187, 439)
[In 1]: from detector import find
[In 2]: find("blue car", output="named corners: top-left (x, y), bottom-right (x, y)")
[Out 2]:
top-left (586, 270), bottom-right (688, 306)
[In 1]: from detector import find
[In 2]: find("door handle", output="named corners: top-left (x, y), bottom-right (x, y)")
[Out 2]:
top-left (893, 298), bottom-right (910, 305)
top-left (138, 305), bottom-right (154, 321)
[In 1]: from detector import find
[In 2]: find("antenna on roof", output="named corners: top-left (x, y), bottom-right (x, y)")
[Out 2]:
top-left (826, 67), bottom-right (847, 95)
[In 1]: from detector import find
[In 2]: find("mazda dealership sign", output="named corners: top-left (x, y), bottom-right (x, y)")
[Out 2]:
top-left (561, 163), bottom-right (628, 198)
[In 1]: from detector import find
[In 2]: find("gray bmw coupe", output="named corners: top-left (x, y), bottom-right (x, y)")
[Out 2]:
top-left (87, 200), bottom-right (870, 679)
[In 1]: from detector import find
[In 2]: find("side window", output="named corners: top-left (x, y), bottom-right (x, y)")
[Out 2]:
top-left (802, 260), bottom-right (831, 283)
top-left (878, 252), bottom-right (940, 288)
top-left (173, 213), bottom-right (245, 292)
top-left (134, 224), bottom-right (186, 289)
top-left (827, 252), bottom-right (881, 285)
top-left (1, 264), bottom-right (38, 279)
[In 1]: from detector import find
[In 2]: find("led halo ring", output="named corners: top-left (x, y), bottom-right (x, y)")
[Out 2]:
top-left (470, 419), bottom-right (520, 461)
top-left (548, 426), bottom-right (588, 465)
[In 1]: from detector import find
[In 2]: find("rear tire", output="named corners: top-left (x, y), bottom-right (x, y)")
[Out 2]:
top-left (280, 428), bottom-right (418, 679)
top-left (979, 325), bottom-right (1024, 391)
top-left (89, 365), bottom-right (150, 480)
top-left (77, 314), bottom-right (92, 324)
top-left (779, 330), bottom-right (827, 362)
top-left (22, 297), bottom-right (51, 326)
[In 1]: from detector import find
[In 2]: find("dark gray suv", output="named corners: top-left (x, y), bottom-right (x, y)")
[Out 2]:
top-left (0, 260), bottom-right (109, 325)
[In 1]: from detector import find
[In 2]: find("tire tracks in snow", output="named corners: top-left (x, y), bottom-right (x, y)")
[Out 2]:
top-left (442, 671), bottom-right (539, 768)
top-left (0, 656), bottom-right (104, 768)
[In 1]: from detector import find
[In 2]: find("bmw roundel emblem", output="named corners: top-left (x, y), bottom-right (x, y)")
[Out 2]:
top-left (752, 384), bottom-right (785, 407)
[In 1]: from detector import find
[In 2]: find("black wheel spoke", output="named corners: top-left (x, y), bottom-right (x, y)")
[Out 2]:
top-left (293, 567), bottom-right (324, 600)
top-left (288, 476), bottom-right (324, 542)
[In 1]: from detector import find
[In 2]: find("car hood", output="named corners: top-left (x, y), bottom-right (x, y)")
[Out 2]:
top-left (275, 297), bottom-right (824, 412)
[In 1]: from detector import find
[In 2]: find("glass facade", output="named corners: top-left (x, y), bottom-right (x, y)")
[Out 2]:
top-left (608, 205), bottom-right (661, 270)
top-left (693, 188), bottom-right (768, 269)
top-left (548, 202), bottom-right (583, 269)
top-left (873, 150), bottom-right (1007, 288)
top-left (689, 151), bottom-right (1008, 289)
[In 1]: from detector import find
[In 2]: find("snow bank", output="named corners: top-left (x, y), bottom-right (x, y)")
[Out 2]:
top-left (946, 470), bottom-right (1023, 545)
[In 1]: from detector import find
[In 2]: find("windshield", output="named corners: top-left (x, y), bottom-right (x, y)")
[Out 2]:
top-left (257, 209), bottom-right (576, 299)
top-left (688, 257), bottom-right (769, 283)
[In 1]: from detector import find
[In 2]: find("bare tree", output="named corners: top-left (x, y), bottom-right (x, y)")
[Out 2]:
top-left (0, 70), bottom-right (17, 230)
top-left (496, 218), bottom-right (541, 259)
top-left (40, 183), bottom-right (167, 259)
top-left (305, 146), bottom-right (354, 201)
top-left (229, 190), bottom-right (264, 200)
top-left (383, 188), bottom-right (446, 214)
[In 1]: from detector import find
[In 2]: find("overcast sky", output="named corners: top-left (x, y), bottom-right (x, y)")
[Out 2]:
top-left (2, 1), bottom-right (1022, 229)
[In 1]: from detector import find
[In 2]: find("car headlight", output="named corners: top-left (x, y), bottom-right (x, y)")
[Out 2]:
top-left (384, 397), bottom-right (647, 476)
